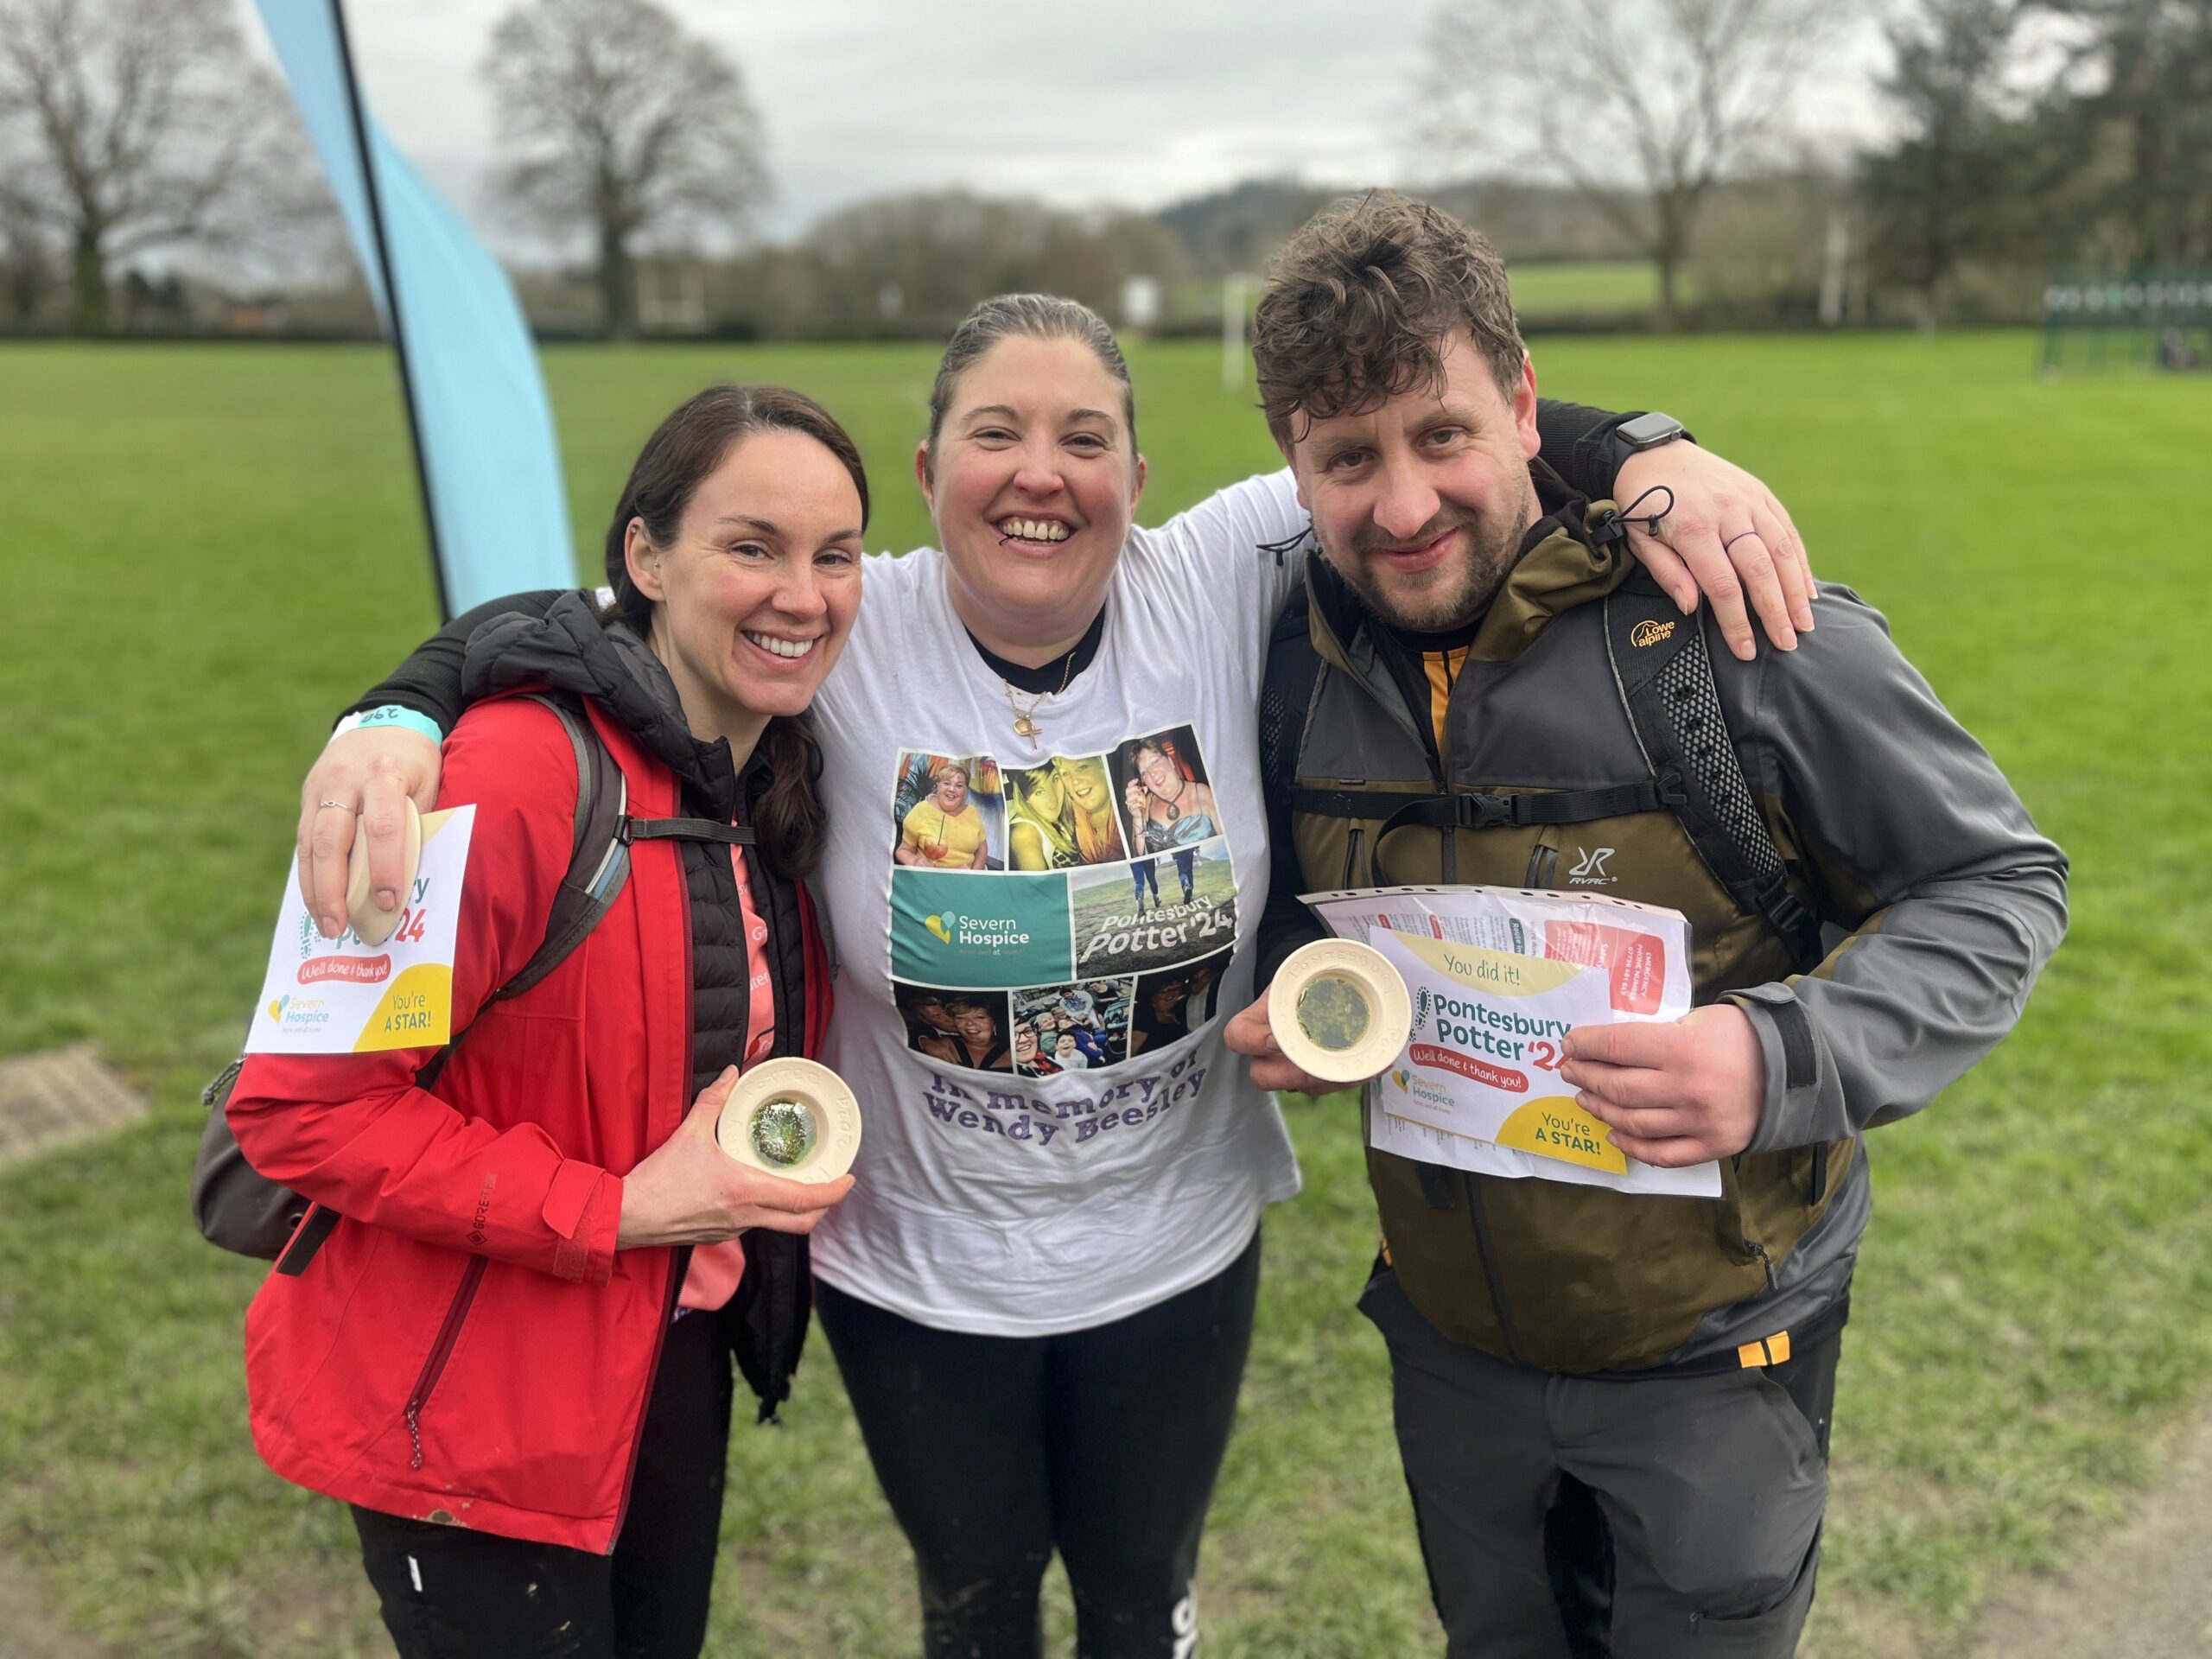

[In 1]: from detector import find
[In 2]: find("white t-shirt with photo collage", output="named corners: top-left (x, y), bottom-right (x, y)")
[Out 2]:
top-left (806, 469), bottom-right (1312, 1335)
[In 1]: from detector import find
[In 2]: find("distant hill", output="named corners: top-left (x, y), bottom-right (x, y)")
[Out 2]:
top-left (1153, 179), bottom-right (1340, 278)
top-left (1154, 175), bottom-right (1644, 277)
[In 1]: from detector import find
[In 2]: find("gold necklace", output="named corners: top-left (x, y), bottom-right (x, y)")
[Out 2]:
top-left (1001, 649), bottom-right (1078, 742)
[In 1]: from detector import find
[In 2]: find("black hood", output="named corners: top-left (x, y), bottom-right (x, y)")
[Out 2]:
top-left (460, 591), bottom-right (754, 820)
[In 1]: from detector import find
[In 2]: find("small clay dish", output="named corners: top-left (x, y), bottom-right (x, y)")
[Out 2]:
top-left (1268, 938), bottom-right (1413, 1085)
top-left (715, 1057), bottom-right (862, 1185)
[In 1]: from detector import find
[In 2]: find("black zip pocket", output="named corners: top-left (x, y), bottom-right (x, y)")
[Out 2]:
top-left (1742, 1237), bottom-right (1777, 1289)
top-left (404, 1256), bottom-right (487, 1471)
top-left (1340, 827), bottom-right (1366, 889)
top-left (1525, 840), bottom-right (1559, 888)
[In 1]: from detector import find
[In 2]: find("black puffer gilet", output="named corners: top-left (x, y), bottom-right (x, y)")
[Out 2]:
top-left (465, 592), bottom-right (819, 1420)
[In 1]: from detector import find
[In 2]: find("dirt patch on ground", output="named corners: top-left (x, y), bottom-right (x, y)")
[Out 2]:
top-left (1967, 1406), bottom-right (2212, 1659)
top-left (0, 1046), bottom-right (145, 1172)
top-left (0, 1553), bottom-right (108, 1659)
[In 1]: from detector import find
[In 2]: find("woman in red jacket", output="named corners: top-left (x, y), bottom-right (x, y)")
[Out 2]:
top-left (228, 385), bottom-right (865, 1659)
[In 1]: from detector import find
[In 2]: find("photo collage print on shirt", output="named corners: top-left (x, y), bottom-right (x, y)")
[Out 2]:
top-left (887, 723), bottom-right (1238, 1078)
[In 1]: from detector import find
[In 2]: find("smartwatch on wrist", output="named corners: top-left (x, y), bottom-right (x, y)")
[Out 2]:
top-left (1603, 411), bottom-right (1688, 490)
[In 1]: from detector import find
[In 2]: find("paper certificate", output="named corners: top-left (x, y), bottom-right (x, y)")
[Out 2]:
top-left (1302, 885), bottom-right (1721, 1200)
top-left (245, 806), bottom-right (476, 1055)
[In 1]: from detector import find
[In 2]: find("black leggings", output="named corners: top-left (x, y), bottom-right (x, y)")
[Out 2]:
top-left (816, 1228), bottom-right (1262, 1659)
top-left (351, 1300), bottom-right (734, 1659)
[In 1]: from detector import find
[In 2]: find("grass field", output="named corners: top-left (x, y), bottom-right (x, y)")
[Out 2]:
top-left (0, 333), bottom-right (2207, 1657)
top-left (1503, 259), bottom-right (1662, 317)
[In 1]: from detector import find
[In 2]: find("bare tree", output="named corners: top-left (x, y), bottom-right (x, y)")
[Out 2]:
top-left (481, 0), bottom-right (768, 340)
top-left (0, 0), bottom-right (301, 334)
top-left (0, 190), bottom-right (54, 326)
top-left (1418, 0), bottom-right (1861, 327)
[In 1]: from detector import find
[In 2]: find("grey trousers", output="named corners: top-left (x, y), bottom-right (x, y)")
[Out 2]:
top-left (1361, 1267), bottom-right (1831, 1658)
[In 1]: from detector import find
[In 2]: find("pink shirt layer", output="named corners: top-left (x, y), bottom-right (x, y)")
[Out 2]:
top-left (677, 845), bottom-right (777, 1313)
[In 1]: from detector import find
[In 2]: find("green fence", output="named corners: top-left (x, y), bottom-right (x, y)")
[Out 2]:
top-left (2041, 268), bottom-right (2212, 372)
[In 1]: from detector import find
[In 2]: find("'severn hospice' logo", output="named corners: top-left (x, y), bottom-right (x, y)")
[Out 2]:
top-left (929, 909), bottom-right (1031, 949)
top-left (265, 995), bottom-right (332, 1029)
top-left (891, 868), bottom-right (1071, 989)
top-left (1630, 618), bottom-right (1676, 648)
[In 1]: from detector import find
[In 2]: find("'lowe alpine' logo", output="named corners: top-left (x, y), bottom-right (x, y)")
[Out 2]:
top-left (1568, 846), bottom-right (1618, 886)
top-left (1630, 618), bottom-right (1676, 647)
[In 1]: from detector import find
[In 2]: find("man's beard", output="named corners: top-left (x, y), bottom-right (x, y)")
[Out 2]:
top-left (1327, 472), bottom-right (1535, 634)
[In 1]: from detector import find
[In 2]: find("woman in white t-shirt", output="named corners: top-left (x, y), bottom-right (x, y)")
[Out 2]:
top-left (296, 291), bottom-right (1809, 1658)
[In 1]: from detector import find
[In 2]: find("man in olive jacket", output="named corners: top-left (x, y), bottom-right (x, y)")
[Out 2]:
top-left (1225, 193), bottom-right (2068, 1657)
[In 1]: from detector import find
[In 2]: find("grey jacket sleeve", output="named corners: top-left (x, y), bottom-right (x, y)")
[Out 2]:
top-left (1715, 587), bottom-right (2069, 1152)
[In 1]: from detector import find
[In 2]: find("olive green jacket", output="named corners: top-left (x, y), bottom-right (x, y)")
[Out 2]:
top-left (1254, 486), bottom-right (2069, 1372)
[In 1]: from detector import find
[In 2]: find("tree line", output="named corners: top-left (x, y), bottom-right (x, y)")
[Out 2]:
top-left (2, 0), bottom-right (2205, 338)
top-left (1420, 0), bottom-right (2212, 330)
top-left (1860, 0), bottom-right (2212, 329)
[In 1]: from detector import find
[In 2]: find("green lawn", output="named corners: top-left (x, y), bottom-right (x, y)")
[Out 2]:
top-left (0, 334), bottom-right (2205, 1656)
top-left (1504, 259), bottom-right (1661, 317)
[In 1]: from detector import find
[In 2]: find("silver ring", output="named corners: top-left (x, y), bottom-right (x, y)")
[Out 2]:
top-left (1722, 530), bottom-right (1764, 552)
top-left (316, 799), bottom-right (358, 813)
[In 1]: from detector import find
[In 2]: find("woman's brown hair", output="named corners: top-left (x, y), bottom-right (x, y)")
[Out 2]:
top-left (922, 294), bottom-right (1137, 480)
top-left (601, 384), bottom-right (869, 879)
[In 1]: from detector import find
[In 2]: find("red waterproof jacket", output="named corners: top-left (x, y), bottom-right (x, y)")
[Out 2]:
top-left (229, 694), bottom-right (830, 1554)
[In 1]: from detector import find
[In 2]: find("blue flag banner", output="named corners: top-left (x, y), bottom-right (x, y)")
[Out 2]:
top-left (253, 0), bottom-right (575, 618)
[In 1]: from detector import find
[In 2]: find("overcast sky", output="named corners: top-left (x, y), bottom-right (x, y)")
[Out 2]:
top-left (280, 0), bottom-right (1894, 251)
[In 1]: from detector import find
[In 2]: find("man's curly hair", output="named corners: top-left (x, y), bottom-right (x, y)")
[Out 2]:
top-left (1253, 191), bottom-right (1524, 448)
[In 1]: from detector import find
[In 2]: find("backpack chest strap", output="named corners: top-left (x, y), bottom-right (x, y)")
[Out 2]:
top-left (1376, 779), bottom-right (1674, 838)
top-left (622, 817), bottom-right (754, 846)
top-left (1290, 779), bottom-right (1674, 834)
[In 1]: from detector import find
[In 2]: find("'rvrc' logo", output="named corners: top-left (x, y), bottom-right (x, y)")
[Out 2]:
top-left (1630, 618), bottom-right (1676, 648)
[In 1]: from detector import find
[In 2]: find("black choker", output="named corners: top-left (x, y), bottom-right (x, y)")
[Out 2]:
top-left (966, 604), bottom-right (1109, 696)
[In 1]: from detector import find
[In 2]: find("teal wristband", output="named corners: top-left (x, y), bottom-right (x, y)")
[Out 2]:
top-left (332, 705), bottom-right (444, 745)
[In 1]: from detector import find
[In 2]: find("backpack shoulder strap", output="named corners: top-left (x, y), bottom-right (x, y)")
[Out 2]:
top-left (504, 694), bottom-right (785, 993)
top-left (492, 692), bottom-right (632, 1001)
top-left (1602, 576), bottom-right (1823, 972)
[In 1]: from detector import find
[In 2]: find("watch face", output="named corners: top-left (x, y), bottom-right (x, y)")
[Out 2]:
top-left (1618, 412), bottom-right (1684, 449)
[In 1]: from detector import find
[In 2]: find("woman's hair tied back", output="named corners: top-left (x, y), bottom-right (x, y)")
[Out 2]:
top-left (925, 295), bottom-right (1137, 477)
top-left (602, 382), bottom-right (871, 634)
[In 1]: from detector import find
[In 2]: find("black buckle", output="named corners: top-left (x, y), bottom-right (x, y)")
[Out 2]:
top-left (1768, 887), bottom-right (1816, 938)
top-left (1655, 766), bottom-right (1689, 808)
top-left (1455, 793), bottom-right (1516, 830)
